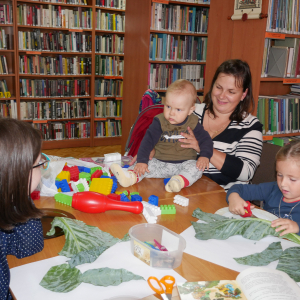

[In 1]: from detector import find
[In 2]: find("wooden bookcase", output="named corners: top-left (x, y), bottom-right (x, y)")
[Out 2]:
top-left (1, 0), bottom-right (125, 149)
top-left (121, 0), bottom-right (210, 152)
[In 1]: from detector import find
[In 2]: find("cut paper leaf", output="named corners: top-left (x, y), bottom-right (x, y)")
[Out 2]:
top-left (121, 233), bottom-right (130, 242)
top-left (40, 264), bottom-right (82, 293)
top-left (46, 217), bottom-right (121, 257)
top-left (276, 247), bottom-right (300, 282)
top-left (67, 246), bottom-right (109, 268)
top-left (234, 242), bottom-right (283, 266)
top-left (192, 208), bottom-right (228, 223)
top-left (80, 268), bottom-right (144, 286)
top-left (192, 209), bottom-right (300, 245)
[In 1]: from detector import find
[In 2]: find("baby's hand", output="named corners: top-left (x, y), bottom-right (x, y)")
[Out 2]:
top-left (228, 193), bottom-right (255, 216)
top-left (271, 218), bottom-right (300, 236)
top-left (134, 163), bottom-right (149, 176)
top-left (196, 157), bottom-right (209, 171)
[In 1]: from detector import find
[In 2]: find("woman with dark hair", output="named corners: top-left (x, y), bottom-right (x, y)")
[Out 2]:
top-left (180, 59), bottom-right (263, 190)
top-left (0, 118), bottom-right (46, 300)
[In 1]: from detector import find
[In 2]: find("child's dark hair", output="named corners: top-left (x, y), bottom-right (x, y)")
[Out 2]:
top-left (0, 118), bottom-right (43, 230)
top-left (276, 140), bottom-right (300, 162)
top-left (204, 59), bottom-right (254, 123)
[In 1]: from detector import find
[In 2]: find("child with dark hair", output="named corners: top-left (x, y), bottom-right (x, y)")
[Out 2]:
top-left (227, 140), bottom-right (300, 236)
top-left (0, 118), bottom-right (47, 299)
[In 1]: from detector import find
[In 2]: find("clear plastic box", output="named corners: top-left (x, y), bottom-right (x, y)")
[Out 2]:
top-left (129, 223), bottom-right (186, 269)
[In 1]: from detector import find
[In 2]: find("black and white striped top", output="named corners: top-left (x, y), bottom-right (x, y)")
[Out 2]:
top-left (194, 103), bottom-right (263, 191)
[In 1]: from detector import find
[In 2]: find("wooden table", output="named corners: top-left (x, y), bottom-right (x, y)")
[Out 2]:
top-left (8, 176), bottom-right (238, 300)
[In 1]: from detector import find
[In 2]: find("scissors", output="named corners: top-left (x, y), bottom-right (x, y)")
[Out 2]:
top-left (241, 201), bottom-right (257, 218)
top-left (147, 275), bottom-right (175, 300)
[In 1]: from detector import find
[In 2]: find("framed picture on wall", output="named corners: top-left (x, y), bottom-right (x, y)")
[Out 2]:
top-left (231, 0), bottom-right (262, 20)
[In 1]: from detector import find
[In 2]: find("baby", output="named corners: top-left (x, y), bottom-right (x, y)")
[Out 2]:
top-left (111, 79), bottom-right (213, 192)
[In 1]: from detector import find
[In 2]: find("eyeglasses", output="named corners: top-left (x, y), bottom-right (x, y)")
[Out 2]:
top-left (33, 153), bottom-right (50, 170)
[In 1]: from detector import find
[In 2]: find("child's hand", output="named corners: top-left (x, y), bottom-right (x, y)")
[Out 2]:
top-left (134, 163), bottom-right (149, 176)
top-left (196, 157), bottom-right (210, 171)
top-left (271, 218), bottom-right (300, 236)
top-left (228, 193), bottom-right (255, 216)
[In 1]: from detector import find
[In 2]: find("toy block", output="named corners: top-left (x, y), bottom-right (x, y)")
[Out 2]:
top-left (173, 195), bottom-right (189, 207)
top-left (55, 180), bottom-right (61, 189)
top-left (91, 169), bottom-right (103, 180)
top-left (90, 167), bottom-right (102, 174)
top-left (71, 182), bottom-right (79, 193)
top-left (54, 193), bottom-right (72, 206)
top-left (142, 207), bottom-right (157, 224)
top-left (131, 195), bottom-right (142, 202)
top-left (130, 192), bottom-right (139, 195)
top-left (78, 166), bottom-right (85, 172)
top-left (111, 181), bottom-right (118, 193)
top-left (58, 188), bottom-right (62, 192)
top-left (115, 191), bottom-right (123, 195)
top-left (83, 167), bottom-right (91, 173)
top-left (148, 195), bottom-right (159, 206)
top-left (120, 194), bottom-right (130, 202)
top-left (68, 183), bottom-right (73, 191)
top-left (79, 172), bottom-right (91, 182)
top-left (122, 190), bottom-right (129, 196)
top-left (104, 152), bottom-right (121, 162)
top-left (103, 172), bottom-right (108, 176)
top-left (107, 193), bottom-right (121, 201)
top-left (71, 178), bottom-right (89, 193)
top-left (63, 165), bottom-right (71, 171)
top-left (160, 205), bottom-right (176, 215)
top-left (77, 183), bottom-right (85, 192)
top-left (56, 171), bottom-right (70, 182)
top-left (60, 179), bottom-right (71, 192)
top-left (31, 191), bottom-right (40, 200)
top-left (69, 166), bottom-right (79, 181)
top-left (164, 178), bottom-right (171, 185)
top-left (142, 201), bottom-right (161, 216)
top-left (89, 178), bottom-right (113, 195)
top-left (123, 164), bottom-right (130, 168)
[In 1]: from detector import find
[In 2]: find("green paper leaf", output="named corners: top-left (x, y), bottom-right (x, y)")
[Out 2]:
top-left (121, 233), bottom-right (130, 242)
top-left (192, 209), bottom-right (300, 245)
top-left (276, 247), bottom-right (300, 282)
top-left (192, 208), bottom-right (228, 223)
top-left (234, 242), bottom-right (283, 266)
top-left (46, 217), bottom-right (120, 258)
top-left (80, 268), bottom-right (144, 286)
top-left (40, 264), bottom-right (82, 293)
top-left (67, 246), bottom-right (109, 268)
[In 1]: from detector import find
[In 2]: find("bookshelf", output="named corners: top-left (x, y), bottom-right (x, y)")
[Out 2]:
top-left (121, 0), bottom-right (210, 152)
top-left (0, 0), bottom-right (126, 149)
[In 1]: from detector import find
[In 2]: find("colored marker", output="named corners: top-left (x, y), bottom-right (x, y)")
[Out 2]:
top-left (154, 239), bottom-right (168, 251)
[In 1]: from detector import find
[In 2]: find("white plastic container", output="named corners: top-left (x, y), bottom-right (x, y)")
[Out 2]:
top-left (129, 223), bottom-right (186, 269)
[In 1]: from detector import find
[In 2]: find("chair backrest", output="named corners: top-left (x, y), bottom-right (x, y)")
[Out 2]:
top-left (124, 104), bottom-right (164, 157)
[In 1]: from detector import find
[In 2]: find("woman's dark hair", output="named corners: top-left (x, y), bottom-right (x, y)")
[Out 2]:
top-left (204, 59), bottom-right (254, 123)
top-left (0, 118), bottom-right (43, 230)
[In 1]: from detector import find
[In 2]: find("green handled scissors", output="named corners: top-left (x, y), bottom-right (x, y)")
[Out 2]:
top-left (147, 275), bottom-right (175, 300)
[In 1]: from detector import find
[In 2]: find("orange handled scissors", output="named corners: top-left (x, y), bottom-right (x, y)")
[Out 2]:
top-left (147, 275), bottom-right (175, 300)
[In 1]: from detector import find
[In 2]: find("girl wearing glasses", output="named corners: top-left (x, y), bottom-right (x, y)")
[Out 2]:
top-left (0, 118), bottom-right (46, 300)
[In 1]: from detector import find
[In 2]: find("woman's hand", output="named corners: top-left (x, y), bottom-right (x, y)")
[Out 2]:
top-left (228, 193), bottom-right (255, 216)
top-left (129, 149), bottom-right (155, 166)
top-left (179, 127), bottom-right (200, 152)
top-left (271, 219), bottom-right (300, 236)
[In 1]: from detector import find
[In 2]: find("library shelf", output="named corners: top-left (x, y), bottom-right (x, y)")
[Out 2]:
top-left (16, 0), bottom-right (93, 8)
top-left (0, 50), bottom-right (14, 53)
top-left (23, 117), bottom-right (91, 122)
top-left (168, 1), bottom-right (210, 7)
top-left (263, 133), bottom-right (300, 141)
top-left (95, 6), bottom-right (125, 12)
top-left (20, 96), bottom-right (91, 100)
top-left (19, 51), bottom-right (92, 55)
top-left (0, 74), bottom-right (15, 76)
top-left (94, 117), bottom-right (122, 121)
top-left (17, 25), bottom-right (92, 31)
top-left (0, 97), bottom-right (16, 100)
top-left (94, 97), bottom-right (123, 100)
top-left (0, 24), bottom-right (13, 27)
top-left (95, 53), bottom-right (124, 56)
top-left (19, 74), bottom-right (92, 77)
top-left (260, 78), bottom-right (287, 82)
top-left (150, 30), bottom-right (208, 37)
top-left (149, 60), bottom-right (206, 64)
top-left (95, 75), bottom-right (123, 79)
top-left (42, 138), bottom-right (91, 149)
top-left (95, 30), bottom-right (125, 35)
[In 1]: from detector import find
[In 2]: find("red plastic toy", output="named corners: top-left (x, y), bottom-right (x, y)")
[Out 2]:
top-left (72, 191), bottom-right (143, 214)
top-left (31, 191), bottom-right (40, 200)
top-left (107, 193), bottom-right (121, 201)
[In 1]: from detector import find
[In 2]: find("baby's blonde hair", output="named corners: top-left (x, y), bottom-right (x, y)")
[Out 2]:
top-left (166, 79), bottom-right (197, 106)
top-left (276, 140), bottom-right (300, 163)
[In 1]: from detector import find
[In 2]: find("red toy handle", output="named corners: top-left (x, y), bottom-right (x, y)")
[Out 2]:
top-left (241, 201), bottom-right (252, 218)
top-left (72, 191), bottom-right (143, 214)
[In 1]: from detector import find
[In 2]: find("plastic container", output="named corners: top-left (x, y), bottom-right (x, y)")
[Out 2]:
top-left (129, 223), bottom-right (186, 269)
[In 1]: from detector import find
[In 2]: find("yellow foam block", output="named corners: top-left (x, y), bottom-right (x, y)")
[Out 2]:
top-left (56, 171), bottom-right (71, 182)
top-left (115, 191), bottom-right (123, 195)
top-left (89, 178), bottom-right (113, 195)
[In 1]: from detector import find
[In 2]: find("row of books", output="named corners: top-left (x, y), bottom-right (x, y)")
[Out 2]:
top-left (0, 100), bottom-right (17, 118)
top-left (150, 3), bottom-right (209, 34)
top-left (19, 55), bottom-right (92, 75)
top-left (0, 80), bottom-right (10, 97)
top-left (17, 4), bottom-right (93, 29)
top-left (0, 29), bottom-right (9, 50)
top-left (0, 55), bottom-right (8, 74)
top-left (20, 99), bottom-right (91, 120)
top-left (32, 121), bottom-right (90, 140)
top-left (0, 4), bottom-right (13, 24)
top-left (19, 79), bottom-right (90, 97)
top-left (95, 34), bottom-right (124, 54)
top-left (94, 79), bottom-right (123, 97)
top-left (148, 64), bottom-right (204, 90)
top-left (266, 0), bottom-right (300, 34)
top-left (95, 119), bottom-right (122, 137)
top-left (94, 99), bottom-right (122, 118)
top-left (95, 55), bottom-right (124, 76)
top-left (29, 0), bottom-right (88, 5)
top-left (149, 34), bottom-right (207, 62)
top-left (261, 37), bottom-right (300, 78)
top-left (257, 96), bottom-right (300, 135)
top-left (95, 0), bottom-right (126, 10)
top-left (18, 30), bottom-right (92, 52)
top-left (96, 10), bottom-right (125, 31)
